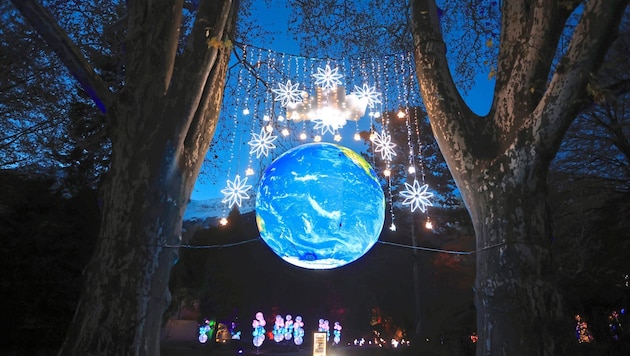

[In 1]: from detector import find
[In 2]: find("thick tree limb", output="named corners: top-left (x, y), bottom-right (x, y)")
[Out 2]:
top-left (535, 0), bottom-right (629, 155)
top-left (10, 0), bottom-right (112, 113)
top-left (168, 0), bottom-right (234, 150)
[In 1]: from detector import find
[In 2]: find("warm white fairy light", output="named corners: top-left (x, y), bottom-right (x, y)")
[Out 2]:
top-left (400, 179), bottom-right (434, 213)
top-left (281, 128), bottom-right (290, 136)
top-left (354, 133), bottom-right (361, 141)
top-left (371, 131), bottom-right (397, 161)
top-left (220, 217), bottom-right (228, 226)
top-left (300, 132), bottom-right (307, 140)
top-left (245, 167), bottom-right (254, 176)
top-left (389, 223), bottom-right (397, 231)
top-left (272, 80), bottom-right (303, 107)
top-left (383, 169), bottom-right (391, 177)
top-left (313, 64), bottom-right (343, 90)
top-left (265, 124), bottom-right (273, 133)
top-left (243, 108), bottom-right (250, 115)
top-left (333, 134), bottom-right (342, 142)
top-left (397, 110), bottom-right (405, 119)
top-left (221, 175), bottom-right (252, 208)
top-left (314, 135), bottom-right (322, 142)
top-left (425, 219), bottom-right (433, 230)
top-left (408, 166), bottom-right (416, 174)
top-left (277, 115), bottom-right (285, 122)
top-left (248, 128), bottom-right (277, 158)
top-left (263, 115), bottom-right (270, 121)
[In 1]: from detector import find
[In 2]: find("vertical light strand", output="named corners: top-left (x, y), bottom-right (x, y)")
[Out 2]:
top-left (220, 48), bottom-right (247, 225)
top-left (408, 50), bottom-right (431, 229)
top-left (245, 47), bottom-right (264, 177)
top-left (373, 56), bottom-right (396, 231)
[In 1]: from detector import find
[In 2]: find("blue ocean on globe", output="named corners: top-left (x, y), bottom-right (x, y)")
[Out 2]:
top-left (255, 142), bottom-right (385, 269)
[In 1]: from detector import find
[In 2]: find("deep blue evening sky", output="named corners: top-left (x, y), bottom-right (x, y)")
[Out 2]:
top-left (190, 2), bottom-right (495, 202)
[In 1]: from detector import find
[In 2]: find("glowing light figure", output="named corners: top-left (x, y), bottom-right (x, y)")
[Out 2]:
top-left (273, 80), bottom-right (303, 107)
top-left (248, 128), bottom-right (277, 158)
top-left (318, 319), bottom-right (330, 341)
top-left (284, 315), bottom-right (293, 341)
top-left (293, 315), bottom-right (305, 346)
top-left (198, 319), bottom-right (215, 344)
top-left (333, 322), bottom-right (342, 345)
top-left (351, 84), bottom-right (382, 108)
top-left (371, 131), bottom-right (397, 161)
top-left (221, 175), bottom-right (252, 208)
top-left (400, 179), bottom-right (434, 213)
top-left (313, 64), bottom-right (343, 90)
top-left (252, 312), bottom-right (267, 348)
top-left (272, 315), bottom-right (285, 343)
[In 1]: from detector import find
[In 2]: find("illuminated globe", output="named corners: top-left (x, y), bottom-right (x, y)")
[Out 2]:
top-left (255, 142), bottom-right (385, 269)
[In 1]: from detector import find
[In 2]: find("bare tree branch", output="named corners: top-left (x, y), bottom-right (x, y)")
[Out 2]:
top-left (9, 0), bottom-right (113, 113)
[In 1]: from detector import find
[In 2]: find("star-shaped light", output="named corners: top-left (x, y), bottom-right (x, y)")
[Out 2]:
top-left (371, 131), bottom-right (397, 161)
top-left (221, 175), bottom-right (252, 208)
top-left (351, 84), bottom-right (382, 108)
top-left (400, 179), bottom-right (434, 213)
top-left (313, 64), bottom-right (343, 90)
top-left (248, 128), bottom-right (277, 158)
top-left (272, 80), bottom-right (303, 107)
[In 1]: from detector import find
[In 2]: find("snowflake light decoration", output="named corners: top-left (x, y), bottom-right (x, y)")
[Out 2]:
top-left (371, 131), bottom-right (397, 161)
top-left (272, 80), bottom-right (303, 107)
top-left (310, 107), bottom-right (348, 135)
top-left (400, 179), bottom-right (434, 213)
top-left (248, 128), bottom-right (277, 158)
top-left (351, 84), bottom-right (382, 109)
top-left (221, 175), bottom-right (252, 208)
top-left (313, 64), bottom-right (343, 90)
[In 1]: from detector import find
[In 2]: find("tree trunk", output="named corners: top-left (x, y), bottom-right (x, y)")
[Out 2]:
top-left (9, 0), bottom-right (240, 355)
top-left (410, 0), bottom-right (629, 354)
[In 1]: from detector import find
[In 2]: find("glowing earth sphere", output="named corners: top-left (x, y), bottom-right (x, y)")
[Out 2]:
top-left (255, 142), bottom-right (385, 269)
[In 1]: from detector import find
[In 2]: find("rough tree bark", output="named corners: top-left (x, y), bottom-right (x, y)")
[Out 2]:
top-left (411, 0), bottom-right (628, 354)
top-left (10, 0), bottom-right (239, 355)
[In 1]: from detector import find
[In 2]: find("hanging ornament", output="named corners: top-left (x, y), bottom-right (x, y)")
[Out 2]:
top-left (248, 127), bottom-right (277, 158)
top-left (351, 83), bottom-right (382, 109)
top-left (312, 64), bottom-right (343, 89)
top-left (221, 175), bottom-right (252, 208)
top-left (272, 80), bottom-right (303, 107)
top-left (400, 179), bottom-right (433, 213)
top-left (371, 131), bottom-right (397, 161)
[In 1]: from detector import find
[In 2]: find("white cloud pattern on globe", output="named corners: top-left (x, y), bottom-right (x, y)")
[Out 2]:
top-left (255, 143), bottom-right (385, 269)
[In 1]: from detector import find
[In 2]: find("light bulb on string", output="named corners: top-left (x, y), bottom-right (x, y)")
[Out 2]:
top-left (220, 217), bottom-right (228, 226)
top-left (354, 133), bottom-right (361, 141)
top-left (397, 110), bottom-right (405, 119)
top-left (314, 135), bottom-right (322, 142)
top-left (425, 218), bottom-right (433, 230)
top-left (383, 169), bottom-right (391, 177)
top-left (334, 134), bottom-right (342, 142)
top-left (246, 167), bottom-right (254, 176)
top-left (281, 128), bottom-right (290, 137)
top-left (243, 108), bottom-right (250, 115)
top-left (389, 223), bottom-right (397, 231)
top-left (300, 132), bottom-right (307, 140)
top-left (408, 166), bottom-right (416, 174)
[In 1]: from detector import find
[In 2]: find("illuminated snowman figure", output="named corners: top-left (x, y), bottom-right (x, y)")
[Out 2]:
top-left (333, 321), bottom-right (342, 345)
top-left (272, 315), bottom-right (285, 343)
top-left (284, 315), bottom-right (294, 341)
top-left (293, 315), bottom-right (305, 346)
top-left (318, 319), bottom-right (330, 341)
top-left (252, 312), bottom-right (266, 348)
